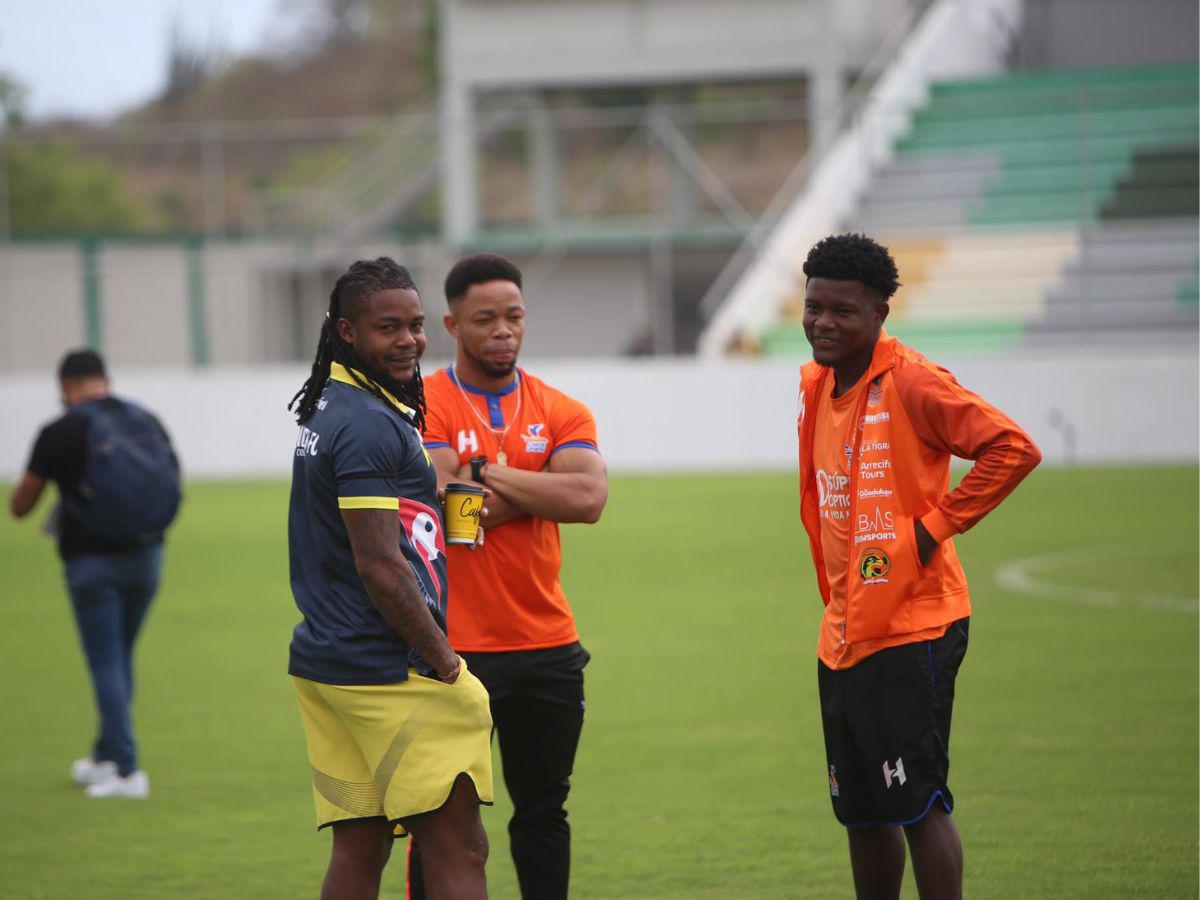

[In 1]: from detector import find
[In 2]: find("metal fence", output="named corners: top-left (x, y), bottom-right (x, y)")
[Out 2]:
top-left (0, 92), bottom-right (811, 244)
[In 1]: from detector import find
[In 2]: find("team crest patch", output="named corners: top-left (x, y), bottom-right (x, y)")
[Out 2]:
top-left (522, 423), bottom-right (548, 453)
top-left (397, 498), bottom-right (446, 607)
top-left (859, 548), bottom-right (890, 584)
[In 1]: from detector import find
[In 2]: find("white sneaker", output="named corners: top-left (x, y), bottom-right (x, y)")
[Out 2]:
top-left (71, 758), bottom-right (118, 786)
top-left (85, 770), bottom-right (150, 799)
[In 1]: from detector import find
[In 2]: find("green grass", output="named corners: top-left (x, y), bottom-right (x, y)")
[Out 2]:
top-left (0, 467), bottom-right (1196, 898)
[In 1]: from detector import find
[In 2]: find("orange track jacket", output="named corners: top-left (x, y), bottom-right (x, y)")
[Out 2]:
top-left (798, 332), bottom-right (1042, 651)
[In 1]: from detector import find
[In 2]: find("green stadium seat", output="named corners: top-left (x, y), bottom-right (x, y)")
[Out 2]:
top-left (759, 64), bottom-right (1199, 358)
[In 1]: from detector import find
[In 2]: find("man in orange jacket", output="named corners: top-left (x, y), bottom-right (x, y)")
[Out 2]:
top-left (797, 234), bottom-right (1041, 900)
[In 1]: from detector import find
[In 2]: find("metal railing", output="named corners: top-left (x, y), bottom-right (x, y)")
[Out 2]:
top-left (1, 94), bottom-right (813, 242)
top-left (694, 0), bottom-right (930, 324)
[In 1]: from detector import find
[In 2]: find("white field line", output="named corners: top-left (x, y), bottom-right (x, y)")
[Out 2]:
top-left (994, 545), bottom-right (1199, 614)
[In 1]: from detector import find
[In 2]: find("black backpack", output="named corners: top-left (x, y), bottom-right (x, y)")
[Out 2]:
top-left (63, 398), bottom-right (182, 543)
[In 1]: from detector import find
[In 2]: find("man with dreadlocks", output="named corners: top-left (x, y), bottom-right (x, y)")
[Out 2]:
top-left (407, 253), bottom-right (607, 900)
top-left (796, 234), bottom-right (1041, 899)
top-left (285, 257), bottom-right (493, 900)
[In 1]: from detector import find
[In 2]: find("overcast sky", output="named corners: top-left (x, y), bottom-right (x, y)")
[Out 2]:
top-left (1, 0), bottom-right (280, 120)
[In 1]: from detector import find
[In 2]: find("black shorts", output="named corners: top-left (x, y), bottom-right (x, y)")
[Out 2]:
top-left (817, 618), bottom-right (969, 827)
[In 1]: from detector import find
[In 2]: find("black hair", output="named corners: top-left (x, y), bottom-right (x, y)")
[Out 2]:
top-left (443, 253), bottom-right (523, 305)
top-left (58, 348), bottom-right (106, 380)
top-left (288, 257), bottom-right (427, 430)
top-left (802, 233), bottom-right (901, 301)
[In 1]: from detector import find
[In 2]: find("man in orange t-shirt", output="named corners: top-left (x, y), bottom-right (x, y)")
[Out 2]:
top-left (798, 234), bottom-right (1040, 900)
top-left (412, 253), bottom-right (608, 900)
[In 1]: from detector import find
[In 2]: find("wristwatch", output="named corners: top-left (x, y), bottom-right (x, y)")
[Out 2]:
top-left (469, 455), bottom-right (488, 483)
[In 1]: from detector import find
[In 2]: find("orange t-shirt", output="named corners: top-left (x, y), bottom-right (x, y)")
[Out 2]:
top-left (422, 366), bottom-right (599, 652)
top-left (812, 373), bottom-right (947, 670)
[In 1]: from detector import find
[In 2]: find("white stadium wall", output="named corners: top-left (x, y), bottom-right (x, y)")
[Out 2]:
top-left (0, 350), bottom-right (1195, 480)
top-left (0, 240), bottom-right (669, 372)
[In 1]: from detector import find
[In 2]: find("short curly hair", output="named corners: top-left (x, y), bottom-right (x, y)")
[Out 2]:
top-left (444, 253), bottom-right (523, 306)
top-left (802, 233), bottom-right (900, 301)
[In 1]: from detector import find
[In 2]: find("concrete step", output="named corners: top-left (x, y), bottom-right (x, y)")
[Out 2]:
top-left (870, 165), bottom-right (997, 202)
top-left (1063, 257), bottom-right (1196, 277)
top-left (852, 202), bottom-right (971, 231)
top-left (1043, 289), bottom-right (1197, 307)
top-left (1020, 323), bottom-right (1200, 347)
top-left (1079, 218), bottom-right (1198, 237)
top-left (1031, 305), bottom-right (1198, 329)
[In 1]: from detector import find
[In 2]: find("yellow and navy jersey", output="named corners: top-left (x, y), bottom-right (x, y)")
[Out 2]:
top-left (287, 363), bottom-right (447, 685)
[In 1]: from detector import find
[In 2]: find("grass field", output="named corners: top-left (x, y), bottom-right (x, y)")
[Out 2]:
top-left (0, 466), bottom-right (1196, 899)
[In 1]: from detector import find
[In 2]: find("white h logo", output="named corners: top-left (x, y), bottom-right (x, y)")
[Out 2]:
top-left (882, 757), bottom-right (906, 789)
top-left (458, 429), bottom-right (479, 454)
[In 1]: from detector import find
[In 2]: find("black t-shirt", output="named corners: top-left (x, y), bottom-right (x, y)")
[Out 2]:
top-left (26, 397), bottom-right (172, 560)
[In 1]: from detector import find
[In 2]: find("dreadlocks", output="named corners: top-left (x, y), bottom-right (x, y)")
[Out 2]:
top-left (288, 257), bottom-right (428, 432)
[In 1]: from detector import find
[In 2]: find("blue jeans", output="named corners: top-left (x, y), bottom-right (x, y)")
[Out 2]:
top-left (64, 545), bottom-right (163, 776)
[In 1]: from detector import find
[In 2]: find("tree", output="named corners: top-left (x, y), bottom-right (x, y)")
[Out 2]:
top-left (161, 19), bottom-right (216, 106)
top-left (0, 72), bottom-right (27, 130)
top-left (275, 0), bottom-right (415, 51)
top-left (6, 141), bottom-right (151, 236)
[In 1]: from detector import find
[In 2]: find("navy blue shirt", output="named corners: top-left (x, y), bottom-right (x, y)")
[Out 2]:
top-left (287, 363), bottom-right (448, 685)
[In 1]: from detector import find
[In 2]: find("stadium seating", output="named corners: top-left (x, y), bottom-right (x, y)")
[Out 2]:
top-left (762, 64), bottom-right (1199, 357)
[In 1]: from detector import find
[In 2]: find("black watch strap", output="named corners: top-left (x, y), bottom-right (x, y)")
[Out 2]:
top-left (469, 455), bottom-right (488, 482)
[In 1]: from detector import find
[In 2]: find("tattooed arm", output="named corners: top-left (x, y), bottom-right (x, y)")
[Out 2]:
top-left (341, 507), bottom-right (460, 682)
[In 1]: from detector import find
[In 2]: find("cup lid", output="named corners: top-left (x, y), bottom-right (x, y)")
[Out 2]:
top-left (444, 482), bottom-right (486, 495)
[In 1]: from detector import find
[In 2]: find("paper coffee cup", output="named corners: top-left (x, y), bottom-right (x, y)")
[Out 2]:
top-left (443, 482), bottom-right (485, 545)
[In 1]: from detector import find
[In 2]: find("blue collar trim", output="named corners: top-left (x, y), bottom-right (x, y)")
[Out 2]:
top-left (445, 365), bottom-right (520, 399)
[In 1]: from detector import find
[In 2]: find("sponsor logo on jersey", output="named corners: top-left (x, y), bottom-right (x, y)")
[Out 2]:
top-left (398, 498), bottom-right (447, 606)
top-left (859, 459), bottom-right (892, 481)
top-left (854, 507), bottom-right (896, 545)
top-left (855, 531), bottom-right (899, 545)
top-left (859, 547), bottom-right (890, 584)
top-left (817, 469), bottom-right (851, 521)
top-left (522, 423), bottom-right (548, 453)
top-left (295, 426), bottom-right (320, 457)
top-left (862, 411), bottom-right (890, 425)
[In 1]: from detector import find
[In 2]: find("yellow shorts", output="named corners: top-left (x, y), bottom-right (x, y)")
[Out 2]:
top-left (292, 663), bottom-right (494, 837)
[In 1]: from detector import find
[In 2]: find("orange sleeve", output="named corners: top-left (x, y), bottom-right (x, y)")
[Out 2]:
top-left (895, 362), bottom-right (1042, 542)
top-left (549, 394), bottom-right (599, 454)
top-left (421, 378), bottom-right (454, 448)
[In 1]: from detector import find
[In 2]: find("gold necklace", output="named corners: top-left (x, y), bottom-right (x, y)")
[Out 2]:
top-left (450, 365), bottom-right (522, 465)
